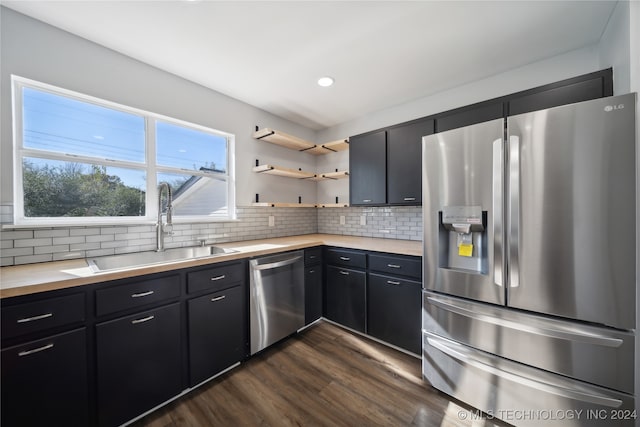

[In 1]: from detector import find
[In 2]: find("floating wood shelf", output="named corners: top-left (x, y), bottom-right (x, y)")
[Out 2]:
top-left (253, 128), bottom-right (315, 151)
top-left (307, 171), bottom-right (349, 182)
top-left (253, 128), bottom-right (348, 155)
top-left (252, 202), bottom-right (317, 208)
top-left (305, 138), bottom-right (350, 155)
top-left (317, 203), bottom-right (350, 208)
top-left (251, 202), bottom-right (349, 208)
top-left (252, 164), bottom-right (316, 179)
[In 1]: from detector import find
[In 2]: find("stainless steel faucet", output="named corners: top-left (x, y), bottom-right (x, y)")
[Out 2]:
top-left (156, 182), bottom-right (173, 252)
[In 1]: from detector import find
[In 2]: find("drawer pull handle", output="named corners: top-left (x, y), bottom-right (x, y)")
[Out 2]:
top-left (339, 271), bottom-right (349, 275)
top-left (18, 343), bottom-right (54, 357)
top-left (309, 270), bottom-right (315, 274)
top-left (17, 313), bottom-right (53, 323)
top-left (387, 280), bottom-right (401, 285)
top-left (210, 275), bottom-right (226, 281)
top-left (339, 256), bottom-right (351, 261)
top-left (211, 296), bottom-right (226, 302)
top-left (131, 315), bottom-right (155, 324)
top-left (387, 264), bottom-right (401, 269)
top-left (403, 197), bottom-right (416, 201)
top-left (309, 255), bottom-right (316, 259)
top-left (131, 291), bottom-right (154, 298)
top-left (363, 199), bottom-right (372, 202)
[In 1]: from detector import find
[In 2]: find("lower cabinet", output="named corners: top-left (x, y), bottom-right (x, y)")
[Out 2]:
top-left (325, 265), bottom-right (366, 333)
top-left (96, 303), bottom-right (182, 427)
top-left (367, 273), bottom-right (422, 354)
top-left (1, 327), bottom-right (89, 427)
top-left (188, 285), bottom-right (244, 386)
top-left (305, 266), bottom-right (323, 324)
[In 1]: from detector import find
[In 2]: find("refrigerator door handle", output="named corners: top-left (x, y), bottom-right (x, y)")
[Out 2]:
top-left (425, 332), bottom-right (623, 408)
top-left (492, 138), bottom-right (503, 287)
top-left (508, 135), bottom-right (520, 288)
top-left (426, 295), bottom-right (624, 347)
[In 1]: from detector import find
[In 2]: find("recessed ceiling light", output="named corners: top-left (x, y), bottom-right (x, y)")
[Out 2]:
top-left (317, 76), bottom-right (334, 87)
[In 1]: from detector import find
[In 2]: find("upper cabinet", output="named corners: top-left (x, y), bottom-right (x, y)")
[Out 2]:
top-left (349, 130), bottom-right (386, 206)
top-left (387, 118), bottom-right (434, 205)
top-left (435, 102), bottom-right (503, 133)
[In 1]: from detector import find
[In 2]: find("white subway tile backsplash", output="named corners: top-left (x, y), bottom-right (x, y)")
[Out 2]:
top-left (0, 206), bottom-right (421, 267)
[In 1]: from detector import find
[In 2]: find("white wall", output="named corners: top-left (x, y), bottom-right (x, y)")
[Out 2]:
top-left (599, 0), bottom-right (631, 94)
top-left (0, 7), bottom-right (317, 210)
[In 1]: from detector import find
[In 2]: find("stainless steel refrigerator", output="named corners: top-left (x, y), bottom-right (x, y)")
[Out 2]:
top-left (422, 93), bottom-right (637, 426)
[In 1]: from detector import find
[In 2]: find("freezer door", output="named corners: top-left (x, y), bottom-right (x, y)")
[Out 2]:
top-left (423, 119), bottom-right (505, 305)
top-left (506, 93), bottom-right (636, 330)
top-left (423, 291), bottom-right (635, 394)
top-left (423, 332), bottom-right (636, 427)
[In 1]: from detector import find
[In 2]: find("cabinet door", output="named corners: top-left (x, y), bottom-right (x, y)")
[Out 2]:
top-left (325, 266), bottom-right (366, 332)
top-left (96, 303), bottom-right (182, 427)
top-left (349, 130), bottom-right (386, 205)
top-left (387, 119), bottom-right (434, 205)
top-left (188, 286), bottom-right (244, 387)
top-left (368, 273), bottom-right (421, 354)
top-left (508, 70), bottom-right (612, 116)
top-left (1, 328), bottom-right (88, 427)
top-left (435, 101), bottom-right (504, 133)
top-left (305, 265), bottom-right (323, 325)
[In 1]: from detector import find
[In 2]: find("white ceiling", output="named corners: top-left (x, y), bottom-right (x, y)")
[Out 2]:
top-left (2, 1), bottom-right (617, 130)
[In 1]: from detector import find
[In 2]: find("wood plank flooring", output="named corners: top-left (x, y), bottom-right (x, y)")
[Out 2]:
top-left (133, 321), bottom-right (509, 427)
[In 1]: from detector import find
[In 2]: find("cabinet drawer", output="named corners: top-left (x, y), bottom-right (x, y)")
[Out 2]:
top-left (326, 248), bottom-right (366, 269)
top-left (96, 275), bottom-right (180, 317)
top-left (187, 262), bottom-right (244, 294)
top-left (368, 253), bottom-right (421, 279)
top-left (2, 293), bottom-right (85, 340)
top-left (304, 247), bottom-right (323, 266)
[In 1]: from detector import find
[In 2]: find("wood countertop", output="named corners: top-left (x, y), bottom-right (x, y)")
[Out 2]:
top-left (0, 234), bottom-right (421, 299)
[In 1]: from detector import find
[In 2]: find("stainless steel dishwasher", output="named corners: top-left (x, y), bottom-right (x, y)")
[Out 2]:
top-left (249, 250), bottom-right (305, 354)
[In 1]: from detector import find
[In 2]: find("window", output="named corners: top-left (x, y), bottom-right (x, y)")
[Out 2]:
top-left (12, 76), bottom-right (235, 225)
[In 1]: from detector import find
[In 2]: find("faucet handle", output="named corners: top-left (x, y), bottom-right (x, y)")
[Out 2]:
top-left (163, 223), bottom-right (174, 235)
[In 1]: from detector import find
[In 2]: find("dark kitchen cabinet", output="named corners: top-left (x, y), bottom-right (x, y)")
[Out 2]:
top-left (325, 265), bottom-right (366, 333)
top-left (349, 130), bottom-right (386, 206)
top-left (387, 118), bottom-right (434, 204)
top-left (508, 69), bottom-right (613, 116)
top-left (1, 327), bottom-right (89, 427)
top-left (188, 285), bottom-right (244, 386)
top-left (304, 247), bottom-right (323, 325)
top-left (96, 303), bottom-right (182, 427)
top-left (367, 273), bottom-right (422, 354)
top-left (435, 101), bottom-right (504, 133)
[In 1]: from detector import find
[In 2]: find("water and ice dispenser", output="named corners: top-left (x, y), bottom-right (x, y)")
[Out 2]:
top-left (438, 206), bottom-right (488, 274)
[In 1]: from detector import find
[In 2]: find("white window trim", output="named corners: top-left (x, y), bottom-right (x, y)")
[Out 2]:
top-left (11, 75), bottom-right (236, 226)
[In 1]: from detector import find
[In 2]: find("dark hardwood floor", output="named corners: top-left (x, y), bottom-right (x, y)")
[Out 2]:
top-left (133, 321), bottom-right (508, 427)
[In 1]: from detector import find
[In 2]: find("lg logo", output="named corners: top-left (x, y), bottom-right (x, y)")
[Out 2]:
top-left (604, 104), bottom-right (624, 112)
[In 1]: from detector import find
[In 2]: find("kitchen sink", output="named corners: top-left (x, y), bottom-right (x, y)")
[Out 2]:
top-left (87, 245), bottom-right (237, 273)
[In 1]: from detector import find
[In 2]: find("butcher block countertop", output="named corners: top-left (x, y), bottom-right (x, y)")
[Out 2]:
top-left (0, 234), bottom-right (421, 299)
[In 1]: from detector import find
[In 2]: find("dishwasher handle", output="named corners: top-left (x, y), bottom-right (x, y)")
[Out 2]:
top-left (251, 256), bottom-right (302, 271)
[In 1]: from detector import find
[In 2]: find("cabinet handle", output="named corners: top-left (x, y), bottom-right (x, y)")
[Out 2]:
top-left (403, 197), bottom-right (416, 201)
top-left (17, 313), bottom-right (53, 323)
top-left (363, 199), bottom-right (372, 202)
top-left (339, 256), bottom-right (351, 261)
top-left (131, 315), bottom-right (155, 324)
top-left (210, 275), bottom-right (226, 281)
top-left (131, 290), bottom-right (154, 298)
top-left (211, 295), bottom-right (226, 302)
top-left (18, 343), bottom-right (54, 357)
top-left (309, 270), bottom-right (315, 274)
top-left (387, 280), bottom-right (401, 285)
top-left (339, 271), bottom-right (349, 275)
top-left (309, 255), bottom-right (316, 259)
top-left (387, 264), bottom-right (401, 269)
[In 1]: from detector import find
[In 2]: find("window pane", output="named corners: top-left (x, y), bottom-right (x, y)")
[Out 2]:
top-left (158, 172), bottom-right (227, 218)
top-left (23, 157), bottom-right (146, 217)
top-left (22, 87), bottom-right (145, 163)
top-left (156, 121), bottom-right (227, 172)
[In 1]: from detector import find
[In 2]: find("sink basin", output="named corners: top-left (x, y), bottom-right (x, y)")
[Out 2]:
top-left (87, 246), bottom-right (237, 273)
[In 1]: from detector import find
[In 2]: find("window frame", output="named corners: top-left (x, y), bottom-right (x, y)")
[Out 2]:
top-left (11, 75), bottom-right (236, 226)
